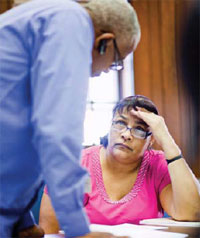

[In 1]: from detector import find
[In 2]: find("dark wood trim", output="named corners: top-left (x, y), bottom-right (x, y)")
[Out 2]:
top-left (131, 0), bottom-right (200, 176)
top-left (0, 0), bottom-right (13, 13)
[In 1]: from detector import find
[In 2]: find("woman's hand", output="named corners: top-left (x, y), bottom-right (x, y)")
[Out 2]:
top-left (131, 107), bottom-right (181, 159)
top-left (131, 107), bottom-right (169, 144)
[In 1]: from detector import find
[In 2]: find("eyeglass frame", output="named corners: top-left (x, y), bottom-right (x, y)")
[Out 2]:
top-left (111, 120), bottom-right (152, 139)
top-left (110, 39), bottom-right (124, 71)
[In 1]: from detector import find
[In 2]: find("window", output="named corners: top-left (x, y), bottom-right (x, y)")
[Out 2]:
top-left (83, 53), bottom-right (134, 146)
top-left (83, 71), bottom-right (118, 146)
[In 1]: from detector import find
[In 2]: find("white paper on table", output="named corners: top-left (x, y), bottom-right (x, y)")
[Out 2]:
top-left (101, 223), bottom-right (167, 230)
top-left (90, 223), bottom-right (188, 238)
top-left (44, 234), bottom-right (63, 238)
top-left (140, 218), bottom-right (200, 227)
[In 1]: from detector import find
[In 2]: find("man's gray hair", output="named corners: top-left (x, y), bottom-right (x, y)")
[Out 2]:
top-left (83, 0), bottom-right (140, 44)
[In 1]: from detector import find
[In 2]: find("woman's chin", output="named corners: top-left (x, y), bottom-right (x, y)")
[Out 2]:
top-left (112, 149), bottom-right (131, 160)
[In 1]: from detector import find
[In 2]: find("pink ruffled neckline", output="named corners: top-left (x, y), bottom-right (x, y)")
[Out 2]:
top-left (92, 146), bottom-right (151, 204)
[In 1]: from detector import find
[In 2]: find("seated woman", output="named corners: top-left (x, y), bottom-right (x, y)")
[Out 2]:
top-left (39, 95), bottom-right (200, 234)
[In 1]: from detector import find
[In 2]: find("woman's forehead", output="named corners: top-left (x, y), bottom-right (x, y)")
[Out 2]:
top-left (114, 106), bottom-right (150, 116)
top-left (114, 110), bottom-right (136, 121)
top-left (114, 109), bottom-right (149, 127)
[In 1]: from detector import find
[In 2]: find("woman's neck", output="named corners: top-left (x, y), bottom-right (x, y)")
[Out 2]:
top-left (100, 146), bottom-right (142, 176)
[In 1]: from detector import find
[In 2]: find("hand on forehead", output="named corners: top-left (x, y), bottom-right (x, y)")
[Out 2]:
top-left (115, 108), bottom-right (150, 128)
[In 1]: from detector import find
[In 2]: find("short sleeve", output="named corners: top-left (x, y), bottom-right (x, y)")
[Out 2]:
top-left (153, 151), bottom-right (171, 194)
top-left (80, 147), bottom-right (94, 170)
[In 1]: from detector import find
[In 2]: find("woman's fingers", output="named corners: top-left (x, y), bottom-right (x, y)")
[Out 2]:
top-left (131, 108), bottom-right (155, 126)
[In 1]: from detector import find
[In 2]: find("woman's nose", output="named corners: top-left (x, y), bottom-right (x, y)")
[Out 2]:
top-left (121, 128), bottom-right (132, 141)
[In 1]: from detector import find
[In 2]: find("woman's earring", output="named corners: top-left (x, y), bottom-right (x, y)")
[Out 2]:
top-left (147, 143), bottom-right (152, 151)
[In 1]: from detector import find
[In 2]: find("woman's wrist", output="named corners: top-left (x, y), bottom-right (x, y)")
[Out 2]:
top-left (166, 154), bottom-right (183, 164)
top-left (161, 136), bottom-right (181, 159)
top-left (153, 123), bottom-right (181, 159)
top-left (164, 151), bottom-right (182, 160)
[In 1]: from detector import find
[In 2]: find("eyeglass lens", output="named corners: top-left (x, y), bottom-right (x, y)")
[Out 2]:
top-left (110, 40), bottom-right (124, 71)
top-left (112, 121), bottom-right (151, 139)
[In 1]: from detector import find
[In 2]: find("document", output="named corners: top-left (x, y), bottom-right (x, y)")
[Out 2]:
top-left (90, 223), bottom-right (188, 238)
top-left (44, 235), bottom-right (63, 238)
top-left (140, 218), bottom-right (200, 227)
top-left (44, 223), bottom-right (188, 238)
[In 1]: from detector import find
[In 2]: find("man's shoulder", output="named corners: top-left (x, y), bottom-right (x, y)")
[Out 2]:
top-left (0, 0), bottom-right (85, 26)
top-left (36, 0), bottom-right (85, 14)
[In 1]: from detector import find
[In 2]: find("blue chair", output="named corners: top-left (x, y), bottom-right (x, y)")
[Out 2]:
top-left (163, 211), bottom-right (170, 218)
top-left (31, 185), bottom-right (45, 224)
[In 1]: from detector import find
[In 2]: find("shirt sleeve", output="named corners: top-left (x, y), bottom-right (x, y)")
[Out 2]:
top-left (80, 148), bottom-right (91, 206)
top-left (80, 148), bottom-right (90, 169)
top-left (30, 8), bottom-right (93, 237)
top-left (15, 211), bottom-right (35, 232)
top-left (154, 152), bottom-right (171, 195)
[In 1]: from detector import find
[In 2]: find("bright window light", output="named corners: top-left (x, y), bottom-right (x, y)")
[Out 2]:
top-left (83, 53), bottom-right (134, 146)
top-left (83, 71), bottom-right (118, 146)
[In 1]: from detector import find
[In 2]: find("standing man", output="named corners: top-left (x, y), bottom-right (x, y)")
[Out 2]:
top-left (0, 0), bottom-right (140, 237)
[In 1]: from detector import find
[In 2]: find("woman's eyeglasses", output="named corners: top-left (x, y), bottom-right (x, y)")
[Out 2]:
top-left (112, 120), bottom-right (152, 139)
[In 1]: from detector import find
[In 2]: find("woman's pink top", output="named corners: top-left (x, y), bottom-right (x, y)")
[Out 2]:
top-left (44, 145), bottom-right (171, 225)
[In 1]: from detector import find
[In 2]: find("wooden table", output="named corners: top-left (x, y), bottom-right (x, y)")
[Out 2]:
top-left (160, 225), bottom-right (200, 238)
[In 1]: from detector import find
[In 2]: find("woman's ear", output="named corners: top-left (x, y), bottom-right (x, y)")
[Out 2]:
top-left (148, 137), bottom-right (155, 150)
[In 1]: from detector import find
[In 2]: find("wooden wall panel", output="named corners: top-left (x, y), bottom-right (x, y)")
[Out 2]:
top-left (133, 1), bottom-right (182, 150)
top-left (132, 0), bottom-right (199, 176)
top-left (133, 2), bottom-right (152, 98)
top-left (0, 0), bottom-right (13, 13)
top-left (147, 1), bottom-right (164, 115)
top-left (174, 0), bottom-right (200, 175)
top-left (160, 1), bottom-right (182, 145)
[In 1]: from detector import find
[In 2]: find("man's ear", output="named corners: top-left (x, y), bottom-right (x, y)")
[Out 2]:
top-left (94, 33), bottom-right (115, 54)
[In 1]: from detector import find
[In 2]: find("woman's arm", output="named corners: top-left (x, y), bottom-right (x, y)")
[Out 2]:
top-left (159, 160), bottom-right (200, 221)
top-left (39, 193), bottom-right (60, 234)
top-left (39, 193), bottom-right (129, 238)
top-left (131, 108), bottom-right (200, 221)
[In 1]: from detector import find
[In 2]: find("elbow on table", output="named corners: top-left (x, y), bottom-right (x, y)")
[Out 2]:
top-left (172, 210), bottom-right (200, 222)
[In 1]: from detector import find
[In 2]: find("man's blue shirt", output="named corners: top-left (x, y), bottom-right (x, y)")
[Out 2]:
top-left (0, 0), bottom-right (94, 236)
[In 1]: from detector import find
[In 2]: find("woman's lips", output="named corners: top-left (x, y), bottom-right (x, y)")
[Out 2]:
top-left (114, 143), bottom-right (133, 151)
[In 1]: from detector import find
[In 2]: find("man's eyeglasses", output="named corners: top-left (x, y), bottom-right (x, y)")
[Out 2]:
top-left (110, 39), bottom-right (124, 71)
top-left (112, 120), bottom-right (152, 139)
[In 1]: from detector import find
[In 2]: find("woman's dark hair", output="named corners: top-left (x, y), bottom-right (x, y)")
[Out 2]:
top-left (100, 95), bottom-right (158, 148)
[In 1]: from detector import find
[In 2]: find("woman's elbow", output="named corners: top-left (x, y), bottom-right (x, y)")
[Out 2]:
top-left (172, 210), bottom-right (200, 222)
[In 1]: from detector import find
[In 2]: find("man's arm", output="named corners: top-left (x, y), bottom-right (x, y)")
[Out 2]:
top-left (39, 193), bottom-right (129, 238)
top-left (30, 6), bottom-right (93, 237)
